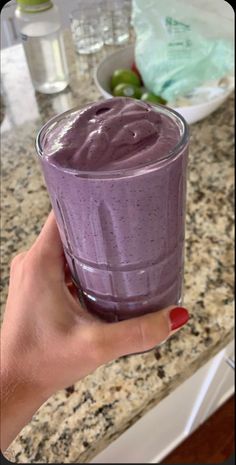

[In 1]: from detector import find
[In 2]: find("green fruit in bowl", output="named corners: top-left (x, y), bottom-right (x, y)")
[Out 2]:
top-left (113, 83), bottom-right (142, 99)
top-left (141, 92), bottom-right (167, 105)
top-left (111, 69), bottom-right (141, 90)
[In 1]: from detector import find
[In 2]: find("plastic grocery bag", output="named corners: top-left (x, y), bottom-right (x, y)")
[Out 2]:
top-left (132, 0), bottom-right (234, 102)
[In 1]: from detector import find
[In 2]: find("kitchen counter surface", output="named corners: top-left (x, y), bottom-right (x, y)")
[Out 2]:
top-left (1, 33), bottom-right (234, 463)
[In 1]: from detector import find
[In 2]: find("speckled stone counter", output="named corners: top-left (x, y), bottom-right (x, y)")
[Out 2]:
top-left (1, 32), bottom-right (234, 463)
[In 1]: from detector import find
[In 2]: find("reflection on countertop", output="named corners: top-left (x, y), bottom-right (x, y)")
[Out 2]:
top-left (1, 31), bottom-right (234, 464)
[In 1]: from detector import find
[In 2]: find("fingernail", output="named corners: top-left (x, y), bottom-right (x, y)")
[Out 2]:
top-left (169, 307), bottom-right (189, 331)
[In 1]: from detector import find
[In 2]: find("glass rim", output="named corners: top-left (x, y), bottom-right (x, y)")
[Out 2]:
top-left (36, 99), bottom-right (189, 180)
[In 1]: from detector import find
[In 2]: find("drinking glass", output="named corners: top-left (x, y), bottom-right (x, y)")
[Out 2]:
top-left (36, 101), bottom-right (189, 322)
top-left (101, 0), bottom-right (131, 45)
top-left (70, 1), bottom-right (104, 54)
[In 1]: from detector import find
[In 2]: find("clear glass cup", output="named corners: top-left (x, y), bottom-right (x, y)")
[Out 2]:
top-left (101, 0), bottom-right (131, 45)
top-left (36, 101), bottom-right (189, 322)
top-left (70, 1), bottom-right (104, 54)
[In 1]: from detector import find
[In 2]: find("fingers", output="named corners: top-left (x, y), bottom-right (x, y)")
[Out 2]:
top-left (94, 306), bottom-right (189, 363)
top-left (28, 211), bottom-right (65, 279)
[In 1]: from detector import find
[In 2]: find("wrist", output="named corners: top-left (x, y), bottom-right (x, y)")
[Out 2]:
top-left (1, 339), bottom-right (50, 451)
top-left (1, 363), bottom-right (48, 407)
top-left (1, 365), bottom-right (48, 451)
top-left (1, 324), bottom-right (51, 405)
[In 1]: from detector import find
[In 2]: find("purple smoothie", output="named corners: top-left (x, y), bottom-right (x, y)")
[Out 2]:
top-left (37, 97), bottom-right (189, 321)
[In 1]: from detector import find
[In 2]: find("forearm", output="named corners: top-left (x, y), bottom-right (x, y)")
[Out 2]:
top-left (1, 367), bottom-right (47, 451)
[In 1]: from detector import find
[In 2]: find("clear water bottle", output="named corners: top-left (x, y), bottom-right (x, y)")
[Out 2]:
top-left (15, 0), bottom-right (69, 94)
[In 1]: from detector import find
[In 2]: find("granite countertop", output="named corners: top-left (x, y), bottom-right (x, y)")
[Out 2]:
top-left (1, 32), bottom-right (234, 463)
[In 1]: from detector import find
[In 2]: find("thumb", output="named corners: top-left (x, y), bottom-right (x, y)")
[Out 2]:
top-left (95, 306), bottom-right (189, 362)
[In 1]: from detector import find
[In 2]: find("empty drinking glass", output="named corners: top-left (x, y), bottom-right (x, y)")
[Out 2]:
top-left (70, 1), bottom-right (104, 54)
top-left (101, 0), bottom-right (131, 45)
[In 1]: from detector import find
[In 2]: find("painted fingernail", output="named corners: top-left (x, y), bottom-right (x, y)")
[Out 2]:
top-left (169, 307), bottom-right (189, 331)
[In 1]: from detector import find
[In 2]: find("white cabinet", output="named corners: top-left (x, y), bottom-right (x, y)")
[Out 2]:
top-left (185, 341), bottom-right (234, 432)
top-left (90, 340), bottom-right (234, 464)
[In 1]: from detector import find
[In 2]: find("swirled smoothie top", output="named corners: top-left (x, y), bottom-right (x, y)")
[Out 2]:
top-left (43, 97), bottom-right (181, 171)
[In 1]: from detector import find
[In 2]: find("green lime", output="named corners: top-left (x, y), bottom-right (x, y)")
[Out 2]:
top-left (113, 83), bottom-right (142, 99)
top-left (141, 92), bottom-right (167, 105)
top-left (111, 69), bottom-right (141, 90)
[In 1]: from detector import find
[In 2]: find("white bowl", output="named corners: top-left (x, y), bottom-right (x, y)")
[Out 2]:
top-left (94, 45), bottom-right (234, 125)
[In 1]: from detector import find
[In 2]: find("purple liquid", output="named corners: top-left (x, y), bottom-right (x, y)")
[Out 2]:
top-left (38, 98), bottom-right (189, 321)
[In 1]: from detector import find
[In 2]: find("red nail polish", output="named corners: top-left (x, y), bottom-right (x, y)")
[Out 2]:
top-left (169, 307), bottom-right (189, 331)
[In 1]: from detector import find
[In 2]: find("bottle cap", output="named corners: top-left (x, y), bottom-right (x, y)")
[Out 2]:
top-left (17, 0), bottom-right (53, 13)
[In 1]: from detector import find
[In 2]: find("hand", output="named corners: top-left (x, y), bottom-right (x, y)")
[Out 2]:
top-left (1, 212), bottom-right (189, 450)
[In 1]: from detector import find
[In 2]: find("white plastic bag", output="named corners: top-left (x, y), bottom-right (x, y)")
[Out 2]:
top-left (132, 0), bottom-right (234, 101)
